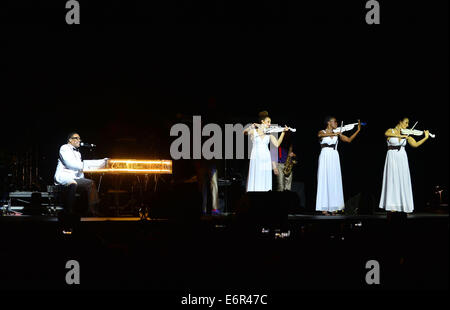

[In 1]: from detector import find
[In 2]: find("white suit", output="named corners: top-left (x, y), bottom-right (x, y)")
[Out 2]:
top-left (54, 144), bottom-right (84, 185)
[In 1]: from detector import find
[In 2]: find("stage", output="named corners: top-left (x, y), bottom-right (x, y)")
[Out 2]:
top-left (0, 210), bottom-right (448, 291)
top-left (1, 0), bottom-right (449, 300)
top-left (1, 211), bottom-right (447, 222)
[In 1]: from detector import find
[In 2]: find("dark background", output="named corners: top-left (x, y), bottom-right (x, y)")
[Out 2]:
top-left (1, 0), bottom-right (448, 211)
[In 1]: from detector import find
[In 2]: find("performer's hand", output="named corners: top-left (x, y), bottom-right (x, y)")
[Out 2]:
top-left (283, 125), bottom-right (289, 132)
top-left (357, 119), bottom-right (361, 131)
top-left (288, 152), bottom-right (296, 157)
top-left (273, 167), bottom-right (279, 175)
top-left (424, 130), bottom-right (429, 139)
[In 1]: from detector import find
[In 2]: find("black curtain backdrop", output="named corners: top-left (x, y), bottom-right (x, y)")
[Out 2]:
top-left (1, 0), bottom-right (448, 210)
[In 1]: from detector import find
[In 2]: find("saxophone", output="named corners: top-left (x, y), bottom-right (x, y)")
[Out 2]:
top-left (282, 154), bottom-right (297, 177)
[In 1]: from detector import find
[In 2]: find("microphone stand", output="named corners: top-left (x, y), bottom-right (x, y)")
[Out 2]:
top-left (224, 157), bottom-right (227, 214)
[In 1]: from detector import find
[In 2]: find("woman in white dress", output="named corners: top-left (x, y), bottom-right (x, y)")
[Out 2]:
top-left (379, 117), bottom-right (430, 213)
top-left (244, 111), bottom-right (288, 192)
top-left (316, 117), bottom-right (361, 215)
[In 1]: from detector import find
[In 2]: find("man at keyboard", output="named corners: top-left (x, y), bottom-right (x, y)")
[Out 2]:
top-left (54, 132), bottom-right (105, 228)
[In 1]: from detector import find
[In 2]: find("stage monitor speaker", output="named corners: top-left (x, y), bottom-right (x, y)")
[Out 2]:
top-left (290, 181), bottom-right (306, 209)
top-left (345, 192), bottom-right (376, 215)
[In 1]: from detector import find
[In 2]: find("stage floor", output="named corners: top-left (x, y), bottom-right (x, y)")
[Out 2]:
top-left (0, 211), bottom-right (447, 222)
top-left (0, 209), bottom-right (448, 291)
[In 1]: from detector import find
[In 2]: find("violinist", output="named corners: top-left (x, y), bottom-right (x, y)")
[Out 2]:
top-left (315, 117), bottom-right (361, 215)
top-left (243, 111), bottom-right (288, 192)
top-left (379, 117), bottom-right (430, 213)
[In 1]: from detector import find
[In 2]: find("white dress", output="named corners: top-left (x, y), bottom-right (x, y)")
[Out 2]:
top-left (246, 129), bottom-right (272, 192)
top-left (315, 132), bottom-right (345, 212)
top-left (379, 131), bottom-right (414, 213)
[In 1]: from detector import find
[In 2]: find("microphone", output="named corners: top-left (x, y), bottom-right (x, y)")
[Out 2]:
top-left (80, 142), bottom-right (96, 148)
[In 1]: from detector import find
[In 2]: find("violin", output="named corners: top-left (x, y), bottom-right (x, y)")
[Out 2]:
top-left (401, 129), bottom-right (435, 138)
top-left (264, 125), bottom-right (296, 134)
top-left (332, 122), bottom-right (366, 134)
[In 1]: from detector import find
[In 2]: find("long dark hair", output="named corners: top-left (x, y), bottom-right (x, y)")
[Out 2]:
top-left (258, 110), bottom-right (269, 123)
top-left (397, 116), bottom-right (409, 124)
top-left (324, 116), bottom-right (335, 127)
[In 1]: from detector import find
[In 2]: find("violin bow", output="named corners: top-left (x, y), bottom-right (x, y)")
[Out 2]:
top-left (405, 121), bottom-right (418, 139)
top-left (336, 121), bottom-right (343, 149)
top-left (398, 121), bottom-right (418, 151)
